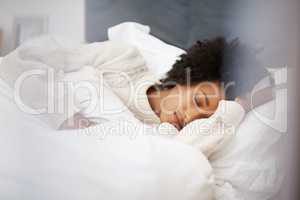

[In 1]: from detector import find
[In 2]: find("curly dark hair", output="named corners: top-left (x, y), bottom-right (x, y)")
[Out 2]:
top-left (158, 37), bottom-right (271, 100)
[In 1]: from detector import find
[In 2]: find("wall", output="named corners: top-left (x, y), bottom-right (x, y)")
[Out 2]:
top-left (0, 0), bottom-right (85, 55)
top-left (86, 0), bottom-right (297, 68)
top-left (86, 0), bottom-right (189, 48)
top-left (230, 0), bottom-right (300, 68)
top-left (86, 0), bottom-right (240, 49)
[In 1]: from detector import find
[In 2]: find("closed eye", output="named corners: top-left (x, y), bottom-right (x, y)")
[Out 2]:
top-left (202, 91), bottom-right (209, 106)
top-left (194, 94), bottom-right (203, 108)
top-left (194, 91), bottom-right (209, 108)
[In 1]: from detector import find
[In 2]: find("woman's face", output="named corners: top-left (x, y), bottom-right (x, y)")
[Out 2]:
top-left (158, 82), bottom-right (224, 130)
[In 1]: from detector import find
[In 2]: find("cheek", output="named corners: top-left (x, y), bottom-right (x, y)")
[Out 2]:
top-left (208, 98), bottom-right (221, 111)
top-left (161, 95), bottom-right (180, 113)
top-left (184, 99), bottom-right (218, 123)
top-left (159, 113), bottom-right (168, 123)
top-left (183, 103), bottom-right (204, 123)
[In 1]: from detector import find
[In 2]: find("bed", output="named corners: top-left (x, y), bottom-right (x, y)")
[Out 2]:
top-left (0, 23), bottom-right (286, 200)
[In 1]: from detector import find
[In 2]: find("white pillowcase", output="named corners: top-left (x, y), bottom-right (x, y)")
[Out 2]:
top-left (108, 22), bottom-right (186, 76)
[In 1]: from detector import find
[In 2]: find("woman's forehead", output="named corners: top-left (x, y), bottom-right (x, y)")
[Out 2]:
top-left (184, 82), bottom-right (220, 92)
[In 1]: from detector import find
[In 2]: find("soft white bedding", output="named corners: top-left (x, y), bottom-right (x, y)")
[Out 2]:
top-left (108, 22), bottom-right (185, 76)
top-left (0, 45), bottom-right (215, 199)
top-left (0, 23), bottom-right (286, 200)
top-left (108, 22), bottom-right (286, 200)
top-left (0, 88), bottom-right (214, 200)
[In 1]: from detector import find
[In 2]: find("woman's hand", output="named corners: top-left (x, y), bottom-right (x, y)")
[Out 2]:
top-left (59, 113), bottom-right (96, 130)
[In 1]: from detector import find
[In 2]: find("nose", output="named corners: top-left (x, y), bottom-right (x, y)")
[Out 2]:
top-left (184, 111), bottom-right (199, 125)
top-left (182, 104), bottom-right (203, 126)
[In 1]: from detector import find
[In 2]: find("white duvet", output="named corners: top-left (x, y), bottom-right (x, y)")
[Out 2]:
top-left (0, 77), bottom-right (214, 200)
top-left (0, 49), bottom-right (215, 199)
top-left (0, 23), bottom-right (286, 200)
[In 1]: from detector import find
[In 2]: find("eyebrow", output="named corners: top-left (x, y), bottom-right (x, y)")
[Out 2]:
top-left (202, 91), bottom-right (209, 106)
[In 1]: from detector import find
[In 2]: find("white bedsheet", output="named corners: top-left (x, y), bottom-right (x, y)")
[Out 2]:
top-left (0, 88), bottom-right (214, 200)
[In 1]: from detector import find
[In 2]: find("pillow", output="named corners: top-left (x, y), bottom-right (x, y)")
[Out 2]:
top-left (108, 22), bottom-right (186, 76)
top-left (210, 91), bottom-right (286, 199)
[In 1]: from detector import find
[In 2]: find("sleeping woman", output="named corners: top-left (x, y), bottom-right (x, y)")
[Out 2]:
top-left (59, 37), bottom-right (273, 156)
top-left (62, 37), bottom-right (272, 129)
top-left (0, 36), bottom-right (273, 157)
